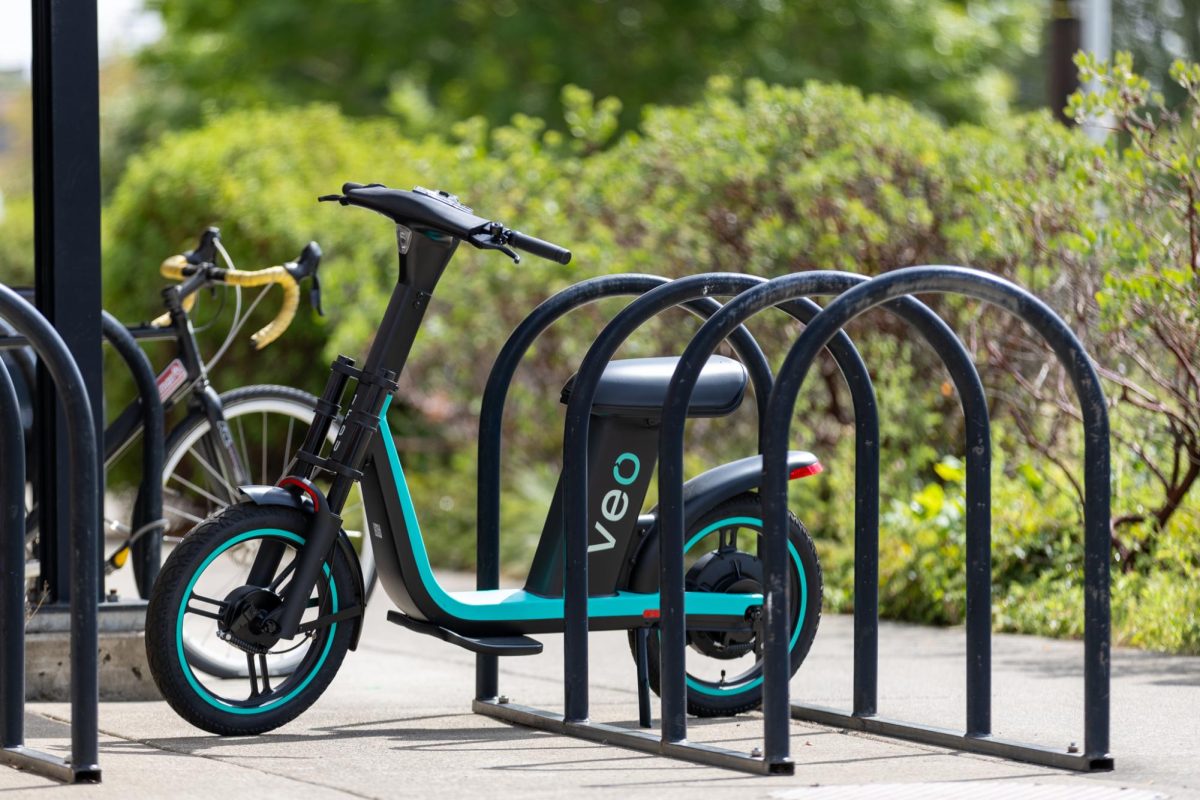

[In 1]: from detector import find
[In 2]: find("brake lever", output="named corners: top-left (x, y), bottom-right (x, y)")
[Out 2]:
top-left (317, 194), bottom-right (348, 205)
top-left (467, 223), bottom-right (521, 263)
top-left (310, 273), bottom-right (324, 316)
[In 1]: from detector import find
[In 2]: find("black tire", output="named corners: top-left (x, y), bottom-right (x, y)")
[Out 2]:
top-left (145, 503), bottom-right (357, 735)
top-left (627, 492), bottom-right (822, 717)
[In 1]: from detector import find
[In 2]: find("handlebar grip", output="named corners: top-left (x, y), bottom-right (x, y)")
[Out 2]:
top-left (159, 254), bottom-right (189, 281)
top-left (249, 276), bottom-right (300, 350)
top-left (507, 230), bottom-right (572, 265)
top-left (219, 265), bottom-right (299, 349)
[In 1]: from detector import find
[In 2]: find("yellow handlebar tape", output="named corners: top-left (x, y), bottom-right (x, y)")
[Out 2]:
top-left (224, 266), bottom-right (300, 350)
top-left (151, 255), bottom-right (300, 349)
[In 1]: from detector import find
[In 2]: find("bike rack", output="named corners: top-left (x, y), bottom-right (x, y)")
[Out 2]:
top-left (0, 285), bottom-right (102, 783)
top-left (477, 272), bottom-right (886, 774)
top-left (473, 273), bottom-right (777, 702)
top-left (759, 266), bottom-right (1112, 771)
top-left (100, 311), bottom-right (166, 591)
top-left (0, 309), bottom-right (166, 594)
top-left (655, 271), bottom-right (989, 769)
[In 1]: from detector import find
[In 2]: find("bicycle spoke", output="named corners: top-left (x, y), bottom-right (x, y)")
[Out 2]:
top-left (187, 447), bottom-right (239, 501)
top-left (261, 411), bottom-right (268, 485)
top-left (268, 557), bottom-right (298, 592)
top-left (247, 654), bottom-right (260, 697)
top-left (164, 503), bottom-right (205, 526)
top-left (185, 592), bottom-right (226, 620)
top-left (185, 604), bottom-right (222, 620)
top-left (282, 417), bottom-right (296, 480)
top-left (167, 471), bottom-right (227, 507)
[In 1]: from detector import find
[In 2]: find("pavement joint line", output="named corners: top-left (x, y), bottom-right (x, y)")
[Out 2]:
top-left (33, 709), bottom-right (380, 800)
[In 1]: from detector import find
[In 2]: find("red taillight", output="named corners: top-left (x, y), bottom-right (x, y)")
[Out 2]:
top-left (643, 609), bottom-right (660, 619)
top-left (788, 462), bottom-right (823, 481)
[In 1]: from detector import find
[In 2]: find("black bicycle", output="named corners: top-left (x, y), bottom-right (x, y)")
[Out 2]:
top-left (12, 229), bottom-right (375, 678)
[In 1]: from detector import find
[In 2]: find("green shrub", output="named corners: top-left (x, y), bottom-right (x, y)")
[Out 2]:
top-left (102, 74), bottom-right (1200, 653)
top-left (0, 193), bottom-right (34, 285)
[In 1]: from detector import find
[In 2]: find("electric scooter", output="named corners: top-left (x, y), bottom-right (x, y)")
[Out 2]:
top-left (144, 183), bottom-right (825, 735)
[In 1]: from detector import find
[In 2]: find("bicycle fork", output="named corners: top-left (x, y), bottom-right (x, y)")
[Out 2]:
top-left (248, 355), bottom-right (396, 641)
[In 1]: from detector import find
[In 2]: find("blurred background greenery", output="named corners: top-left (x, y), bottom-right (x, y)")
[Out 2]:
top-left (0, 2), bottom-right (1197, 653)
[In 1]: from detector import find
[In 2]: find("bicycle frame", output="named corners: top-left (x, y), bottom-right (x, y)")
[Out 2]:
top-left (105, 281), bottom-right (251, 498)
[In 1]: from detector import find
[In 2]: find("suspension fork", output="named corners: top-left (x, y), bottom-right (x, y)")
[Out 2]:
top-left (256, 356), bottom-right (396, 639)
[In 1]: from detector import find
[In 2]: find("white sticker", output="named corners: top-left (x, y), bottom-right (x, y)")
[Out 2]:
top-left (155, 358), bottom-right (188, 402)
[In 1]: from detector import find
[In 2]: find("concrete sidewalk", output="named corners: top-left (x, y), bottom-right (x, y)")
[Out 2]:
top-left (3, 580), bottom-right (1198, 799)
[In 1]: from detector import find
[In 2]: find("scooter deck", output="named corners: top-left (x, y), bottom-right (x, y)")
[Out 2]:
top-left (436, 587), bottom-right (760, 622)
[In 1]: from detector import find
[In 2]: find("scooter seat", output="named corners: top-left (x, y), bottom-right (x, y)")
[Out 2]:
top-left (561, 356), bottom-right (747, 419)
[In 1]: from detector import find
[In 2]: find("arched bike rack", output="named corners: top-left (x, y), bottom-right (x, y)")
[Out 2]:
top-left (0, 307), bottom-right (166, 596)
top-left (476, 272), bottom-right (887, 774)
top-left (100, 310), bottom-right (165, 591)
top-left (0, 285), bottom-right (101, 783)
top-left (655, 270), bottom-right (989, 771)
top-left (472, 273), bottom-right (778, 703)
top-left (469, 265), bottom-right (1110, 776)
top-left (759, 266), bottom-right (1112, 771)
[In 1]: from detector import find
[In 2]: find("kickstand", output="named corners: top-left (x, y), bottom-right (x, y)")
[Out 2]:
top-left (635, 626), bottom-right (652, 728)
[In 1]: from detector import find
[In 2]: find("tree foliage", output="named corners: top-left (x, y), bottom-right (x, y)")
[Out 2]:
top-left (138, 0), bottom-right (1042, 132)
top-left (101, 67), bottom-right (1200, 652)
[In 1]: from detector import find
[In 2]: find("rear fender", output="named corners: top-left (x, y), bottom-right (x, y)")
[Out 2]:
top-left (619, 451), bottom-right (821, 592)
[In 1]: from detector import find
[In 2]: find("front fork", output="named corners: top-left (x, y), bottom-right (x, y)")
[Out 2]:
top-left (249, 355), bottom-right (396, 640)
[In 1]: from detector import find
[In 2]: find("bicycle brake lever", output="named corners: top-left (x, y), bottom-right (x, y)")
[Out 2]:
top-left (467, 225), bottom-right (521, 263)
top-left (310, 272), bottom-right (324, 316)
top-left (317, 194), bottom-right (348, 205)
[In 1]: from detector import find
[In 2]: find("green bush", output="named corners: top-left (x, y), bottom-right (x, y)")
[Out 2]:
top-left (0, 193), bottom-right (34, 285)
top-left (103, 73), bottom-right (1200, 653)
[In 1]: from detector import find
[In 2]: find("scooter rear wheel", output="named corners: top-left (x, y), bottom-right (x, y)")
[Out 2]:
top-left (628, 491), bottom-right (822, 717)
top-left (145, 503), bottom-right (357, 735)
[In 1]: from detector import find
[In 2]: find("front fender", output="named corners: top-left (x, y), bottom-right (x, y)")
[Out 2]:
top-left (238, 485), bottom-right (368, 649)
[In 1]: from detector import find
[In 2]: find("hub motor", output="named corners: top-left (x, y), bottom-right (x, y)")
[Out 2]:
top-left (684, 549), bottom-right (763, 659)
top-left (217, 585), bottom-right (285, 654)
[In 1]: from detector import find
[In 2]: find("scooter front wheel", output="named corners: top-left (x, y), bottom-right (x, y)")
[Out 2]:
top-left (145, 503), bottom-right (357, 735)
top-left (628, 491), bottom-right (822, 717)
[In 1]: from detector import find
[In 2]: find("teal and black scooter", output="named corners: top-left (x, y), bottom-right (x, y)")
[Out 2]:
top-left (144, 184), bottom-right (824, 735)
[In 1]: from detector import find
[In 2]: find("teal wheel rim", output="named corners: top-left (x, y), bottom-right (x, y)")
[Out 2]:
top-left (175, 528), bottom-right (339, 715)
top-left (679, 515), bottom-right (808, 697)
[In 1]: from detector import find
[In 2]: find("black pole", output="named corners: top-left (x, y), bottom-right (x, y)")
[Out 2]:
top-left (1049, 0), bottom-right (1082, 124)
top-left (560, 274), bottom-right (780, 726)
top-left (0, 358), bottom-right (26, 749)
top-left (657, 271), bottom-right (989, 764)
top-left (31, 0), bottom-right (104, 606)
top-left (761, 266), bottom-right (1109, 760)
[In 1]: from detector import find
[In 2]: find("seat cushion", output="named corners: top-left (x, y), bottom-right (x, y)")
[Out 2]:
top-left (561, 356), bottom-right (747, 419)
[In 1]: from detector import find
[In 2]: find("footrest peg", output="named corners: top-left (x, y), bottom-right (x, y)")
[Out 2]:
top-left (387, 611), bottom-right (543, 656)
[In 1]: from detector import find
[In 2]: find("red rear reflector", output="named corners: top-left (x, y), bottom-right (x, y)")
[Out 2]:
top-left (788, 462), bottom-right (823, 480)
top-left (643, 609), bottom-right (660, 619)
